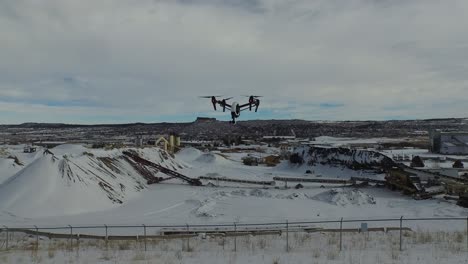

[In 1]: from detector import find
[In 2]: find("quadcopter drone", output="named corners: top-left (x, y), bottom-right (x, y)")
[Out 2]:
top-left (200, 95), bottom-right (261, 124)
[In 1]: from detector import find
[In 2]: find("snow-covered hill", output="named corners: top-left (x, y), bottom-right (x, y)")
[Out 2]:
top-left (0, 146), bottom-right (186, 217)
top-left (0, 145), bottom-right (47, 183)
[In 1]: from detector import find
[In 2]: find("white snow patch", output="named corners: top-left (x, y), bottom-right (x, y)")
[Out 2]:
top-left (176, 147), bottom-right (202, 162)
top-left (312, 188), bottom-right (376, 206)
top-left (194, 199), bottom-right (217, 217)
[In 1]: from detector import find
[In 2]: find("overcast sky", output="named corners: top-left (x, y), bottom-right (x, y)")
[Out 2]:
top-left (1, 0), bottom-right (467, 124)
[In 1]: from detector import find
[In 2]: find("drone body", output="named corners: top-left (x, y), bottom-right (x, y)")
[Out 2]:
top-left (201, 95), bottom-right (261, 124)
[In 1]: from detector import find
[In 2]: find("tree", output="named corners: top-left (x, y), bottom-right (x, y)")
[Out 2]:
top-left (410, 156), bottom-right (425, 168)
top-left (289, 153), bottom-right (304, 165)
top-left (453, 160), bottom-right (464, 168)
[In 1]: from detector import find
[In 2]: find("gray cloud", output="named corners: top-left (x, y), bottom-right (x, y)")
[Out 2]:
top-left (0, 0), bottom-right (467, 123)
top-left (175, 0), bottom-right (266, 13)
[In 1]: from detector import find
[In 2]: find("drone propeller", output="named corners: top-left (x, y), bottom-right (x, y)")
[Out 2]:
top-left (199, 96), bottom-right (220, 110)
top-left (199, 95), bottom-right (222, 98)
top-left (243, 95), bottom-right (262, 111)
top-left (199, 96), bottom-right (232, 111)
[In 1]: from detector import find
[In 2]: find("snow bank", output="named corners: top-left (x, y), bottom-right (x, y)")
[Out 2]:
top-left (216, 189), bottom-right (313, 201)
top-left (177, 147), bottom-right (202, 162)
top-left (194, 199), bottom-right (217, 217)
top-left (312, 188), bottom-right (376, 206)
top-left (194, 153), bottom-right (230, 165)
top-left (0, 158), bottom-right (24, 184)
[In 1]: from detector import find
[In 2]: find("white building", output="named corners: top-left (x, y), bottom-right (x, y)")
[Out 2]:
top-left (430, 130), bottom-right (468, 155)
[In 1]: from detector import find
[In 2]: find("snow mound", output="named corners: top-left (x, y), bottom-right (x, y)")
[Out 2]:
top-left (0, 146), bottom-right (187, 217)
top-left (312, 188), bottom-right (376, 206)
top-left (249, 189), bottom-right (273, 198)
top-left (194, 153), bottom-right (228, 164)
top-left (228, 189), bottom-right (312, 200)
top-left (0, 158), bottom-right (24, 184)
top-left (195, 153), bottom-right (217, 163)
top-left (231, 189), bottom-right (248, 196)
top-left (275, 192), bottom-right (311, 200)
top-left (51, 144), bottom-right (88, 156)
top-left (177, 147), bottom-right (202, 162)
top-left (194, 199), bottom-right (217, 217)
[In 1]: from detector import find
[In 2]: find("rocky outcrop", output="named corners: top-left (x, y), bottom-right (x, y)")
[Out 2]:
top-left (294, 146), bottom-right (395, 170)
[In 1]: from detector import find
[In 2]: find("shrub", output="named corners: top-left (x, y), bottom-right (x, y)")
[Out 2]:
top-left (453, 160), bottom-right (464, 168)
top-left (410, 156), bottom-right (424, 167)
top-left (289, 153), bottom-right (304, 165)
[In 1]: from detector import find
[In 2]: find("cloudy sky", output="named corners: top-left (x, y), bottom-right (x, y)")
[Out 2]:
top-left (1, 0), bottom-right (467, 124)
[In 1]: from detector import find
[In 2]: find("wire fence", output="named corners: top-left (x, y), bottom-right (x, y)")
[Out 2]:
top-left (1, 216), bottom-right (467, 253)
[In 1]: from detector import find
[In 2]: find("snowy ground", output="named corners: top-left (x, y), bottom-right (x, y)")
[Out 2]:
top-left (0, 145), bottom-right (465, 231)
top-left (312, 136), bottom-right (412, 147)
top-left (0, 143), bottom-right (467, 262)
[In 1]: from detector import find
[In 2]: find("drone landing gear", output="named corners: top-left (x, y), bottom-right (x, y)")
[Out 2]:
top-left (231, 112), bottom-right (237, 124)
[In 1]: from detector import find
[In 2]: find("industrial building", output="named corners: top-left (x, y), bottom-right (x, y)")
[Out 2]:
top-left (430, 130), bottom-right (468, 155)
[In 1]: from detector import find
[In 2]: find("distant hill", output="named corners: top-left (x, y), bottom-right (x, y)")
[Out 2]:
top-left (0, 118), bottom-right (466, 143)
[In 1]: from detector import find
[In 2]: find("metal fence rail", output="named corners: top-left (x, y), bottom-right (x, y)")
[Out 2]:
top-left (1, 216), bottom-right (467, 252)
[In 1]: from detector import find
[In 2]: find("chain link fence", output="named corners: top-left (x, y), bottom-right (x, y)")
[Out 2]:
top-left (1, 217), bottom-right (467, 253)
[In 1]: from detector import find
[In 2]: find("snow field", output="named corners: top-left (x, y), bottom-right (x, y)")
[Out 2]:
top-left (0, 144), bottom-right (465, 232)
top-left (0, 143), bottom-right (467, 263)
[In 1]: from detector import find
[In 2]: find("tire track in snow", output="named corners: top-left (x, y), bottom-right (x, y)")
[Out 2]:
top-left (143, 202), bottom-right (186, 216)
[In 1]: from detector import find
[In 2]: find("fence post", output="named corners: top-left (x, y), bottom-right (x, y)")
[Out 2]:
top-left (234, 222), bottom-right (237, 252)
top-left (186, 224), bottom-right (190, 251)
top-left (3, 226), bottom-right (8, 250)
top-left (143, 224), bottom-right (147, 251)
top-left (466, 217), bottom-right (468, 251)
top-left (286, 220), bottom-right (289, 252)
top-left (222, 234), bottom-right (225, 250)
top-left (77, 234), bottom-right (80, 252)
top-left (105, 225), bottom-right (108, 249)
top-left (34, 225), bottom-right (39, 250)
top-left (399, 216), bottom-right (403, 251)
top-left (339, 218), bottom-right (343, 251)
top-left (69, 225), bottom-right (73, 250)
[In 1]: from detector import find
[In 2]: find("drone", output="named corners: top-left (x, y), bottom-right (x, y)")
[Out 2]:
top-left (200, 95), bottom-right (261, 124)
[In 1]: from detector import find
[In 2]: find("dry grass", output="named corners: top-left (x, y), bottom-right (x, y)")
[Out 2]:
top-left (118, 241), bottom-right (132, 250)
top-left (258, 238), bottom-right (267, 249)
top-left (132, 251), bottom-right (146, 261)
top-left (312, 248), bottom-right (321, 258)
top-left (327, 233), bottom-right (339, 246)
top-left (326, 248), bottom-right (339, 260)
top-left (272, 256), bottom-right (280, 264)
top-left (0, 229), bottom-right (465, 263)
top-left (47, 244), bottom-right (55, 259)
top-left (100, 250), bottom-right (112, 261)
top-left (390, 244), bottom-right (400, 261)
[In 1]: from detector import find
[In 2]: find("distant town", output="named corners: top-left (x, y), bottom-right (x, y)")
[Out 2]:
top-left (2, 117), bottom-right (468, 153)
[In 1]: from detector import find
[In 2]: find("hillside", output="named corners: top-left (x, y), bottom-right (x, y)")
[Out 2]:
top-left (0, 146), bottom-right (186, 217)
